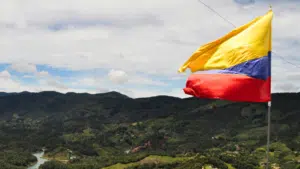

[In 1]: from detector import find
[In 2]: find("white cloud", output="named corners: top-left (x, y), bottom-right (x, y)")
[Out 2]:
top-left (0, 71), bottom-right (187, 98)
top-left (0, 69), bottom-right (185, 98)
top-left (37, 70), bottom-right (49, 77)
top-left (0, 71), bottom-right (95, 94)
top-left (79, 78), bottom-right (98, 87)
top-left (23, 75), bottom-right (35, 78)
top-left (10, 63), bottom-right (37, 73)
top-left (107, 69), bottom-right (167, 86)
top-left (128, 76), bottom-right (166, 86)
top-left (0, 70), bottom-right (11, 79)
top-left (9, 63), bottom-right (51, 79)
top-left (0, 70), bottom-right (21, 91)
top-left (1, 0), bottom-right (287, 75)
top-left (43, 79), bottom-right (68, 90)
top-left (273, 83), bottom-right (300, 93)
top-left (108, 69), bottom-right (129, 84)
top-left (0, 0), bottom-right (300, 96)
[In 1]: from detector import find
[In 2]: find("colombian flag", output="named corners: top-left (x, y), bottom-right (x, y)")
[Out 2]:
top-left (178, 10), bottom-right (273, 102)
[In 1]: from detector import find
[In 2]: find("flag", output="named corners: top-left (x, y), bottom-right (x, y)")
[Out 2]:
top-left (178, 10), bottom-right (273, 102)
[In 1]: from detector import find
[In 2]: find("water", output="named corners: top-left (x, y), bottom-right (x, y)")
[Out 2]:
top-left (28, 151), bottom-right (49, 169)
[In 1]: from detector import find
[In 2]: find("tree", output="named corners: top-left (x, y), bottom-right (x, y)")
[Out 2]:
top-left (39, 161), bottom-right (69, 169)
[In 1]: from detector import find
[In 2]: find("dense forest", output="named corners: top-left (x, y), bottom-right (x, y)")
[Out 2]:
top-left (0, 91), bottom-right (299, 169)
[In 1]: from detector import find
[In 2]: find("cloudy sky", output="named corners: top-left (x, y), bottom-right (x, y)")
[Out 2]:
top-left (0, 0), bottom-right (299, 98)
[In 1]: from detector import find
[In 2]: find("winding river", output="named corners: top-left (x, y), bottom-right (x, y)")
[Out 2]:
top-left (28, 150), bottom-right (49, 169)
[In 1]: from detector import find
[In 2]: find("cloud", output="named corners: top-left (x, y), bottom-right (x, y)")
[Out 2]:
top-left (44, 79), bottom-right (68, 90)
top-left (10, 63), bottom-right (37, 73)
top-left (0, 69), bottom-right (186, 98)
top-left (128, 76), bottom-right (167, 86)
top-left (37, 71), bottom-right (50, 77)
top-left (107, 69), bottom-right (167, 86)
top-left (0, 0), bottom-right (300, 97)
top-left (9, 63), bottom-right (51, 80)
top-left (108, 69), bottom-right (129, 84)
top-left (0, 70), bottom-right (95, 94)
top-left (273, 83), bottom-right (300, 93)
top-left (234, 0), bottom-right (255, 5)
top-left (0, 70), bottom-right (21, 91)
top-left (0, 70), bottom-right (11, 79)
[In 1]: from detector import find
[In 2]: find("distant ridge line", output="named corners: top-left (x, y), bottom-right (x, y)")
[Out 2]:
top-left (0, 91), bottom-right (299, 100)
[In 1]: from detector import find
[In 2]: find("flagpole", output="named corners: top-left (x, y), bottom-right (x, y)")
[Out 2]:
top-left (265, 101), bottom-right (271, 169)
top-left (266, 5), bottom-right (272, 168)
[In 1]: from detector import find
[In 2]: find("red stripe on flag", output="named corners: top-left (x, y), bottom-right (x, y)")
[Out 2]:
top-left (183, 74), bottom-right (271, 102)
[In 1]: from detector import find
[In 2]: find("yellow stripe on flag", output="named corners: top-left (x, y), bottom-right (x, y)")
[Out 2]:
top-left (178, 10), bottom-right (273, 73)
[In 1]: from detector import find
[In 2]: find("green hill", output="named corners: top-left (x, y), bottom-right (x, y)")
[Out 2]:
top-left (0, 91), bottom-right (299, 169)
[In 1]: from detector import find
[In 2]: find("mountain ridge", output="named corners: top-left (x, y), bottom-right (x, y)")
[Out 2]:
top-left (0, 91), bottom-right (300, 169)
top-left (0, 90), bottom-right (299, 99)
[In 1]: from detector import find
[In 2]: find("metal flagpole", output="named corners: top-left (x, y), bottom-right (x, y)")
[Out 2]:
top-left (266, 6), bottom-right (272, 167)
top-left (266, 101), bottom-right (271, 169)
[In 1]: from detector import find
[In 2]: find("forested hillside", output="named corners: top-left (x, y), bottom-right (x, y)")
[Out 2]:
top-left (0, 91), bottom-right (299, 169)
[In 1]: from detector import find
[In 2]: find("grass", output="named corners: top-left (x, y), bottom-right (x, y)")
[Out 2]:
top-left (103, 155), bottom-right (191, 169)
top-left (203, 165), bottom-right (213, 169)
top-left (225, 163), bottom-right (236, 169)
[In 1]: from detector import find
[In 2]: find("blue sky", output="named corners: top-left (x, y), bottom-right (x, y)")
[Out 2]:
top-left (0, 0), bottom-right (300, 98)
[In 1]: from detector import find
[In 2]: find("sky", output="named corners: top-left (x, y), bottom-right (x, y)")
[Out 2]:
top-left (0, 0), bottom-right (300, 98)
